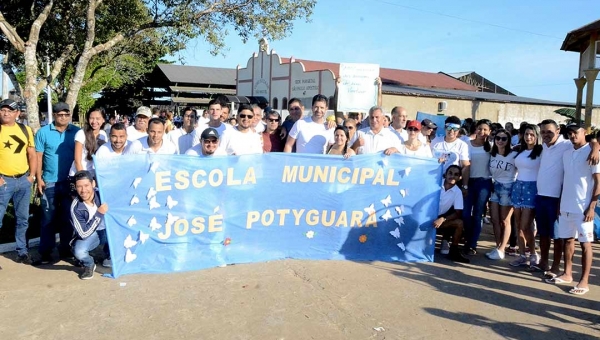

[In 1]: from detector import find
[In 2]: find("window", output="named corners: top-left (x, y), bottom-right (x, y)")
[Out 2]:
top-left (282, 97), bottom-right (288, 110)
top-left (272, 97), bottom-right (278, 109)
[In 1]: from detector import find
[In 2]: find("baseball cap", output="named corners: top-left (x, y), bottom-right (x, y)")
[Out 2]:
top-left (136, 106), bottom-right (151, 118)
top-left (52, 102), bottom-right (70, 113)
top-left (201, 127), bottom-right (219, 140)
top-left (0, 99), bottom-right (18, 110)
top-left (406, 120), bottom-right (422, 130)
top-left (421, 119), bottom-right (437, 129)
top-left (566, 123), bottom-right (584, 132)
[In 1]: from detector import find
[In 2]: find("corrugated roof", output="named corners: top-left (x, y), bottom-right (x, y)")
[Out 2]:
top-left (561, 19), bottom-right (600, 52)
top-left (157, 64), bottom-right (236, 86)
top-left (281, 58), bottom-right (477, 91)
top-left (382, 84), bottom-right (577, 107)
top-left (446, 71), bottom-right (474, 79)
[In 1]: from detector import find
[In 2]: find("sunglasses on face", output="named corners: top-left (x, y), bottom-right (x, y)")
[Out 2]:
top-left (56, 113), bottom-right (71, 118)
top-left (407, 127), bottom-right (419, 132)
top-left (239, 114), bottom-right (254, 119)
top-left (289, 107), bottom-right (302, 111)
top-left (495, 136), bottom-right (508, 142)
top-left (268, 118), bottom-right (280, 122)
top-left (203, 139), bottom-right (218, 144)
top-left (445, 126), bottom-right (459, 132)
top-left (344, 126), bottom-right (355, 130)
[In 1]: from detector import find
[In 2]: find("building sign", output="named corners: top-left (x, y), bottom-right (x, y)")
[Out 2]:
top-left (291, 74), bottom-right (320, 98)
top-left (253, 78), bottom-right (269, 97)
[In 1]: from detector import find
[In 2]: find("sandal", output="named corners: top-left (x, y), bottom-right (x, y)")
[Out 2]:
top-left (569, 286), bottom-right (589, 295)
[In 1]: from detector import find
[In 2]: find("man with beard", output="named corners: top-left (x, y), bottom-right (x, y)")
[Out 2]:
top-left (218, 104), bottom-right (263, 155)
top-left (125, 118), bottom-right (177, 154)
top-left (283, 94), bottom-right (334, 154)
top-left (185, 128), bottom-right (226, 157)
top-left (96, 123), bottom-right (128, 159)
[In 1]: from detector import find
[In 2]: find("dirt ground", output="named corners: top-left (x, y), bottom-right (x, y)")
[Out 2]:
top-left (1, 227), bottom-right (600, 340)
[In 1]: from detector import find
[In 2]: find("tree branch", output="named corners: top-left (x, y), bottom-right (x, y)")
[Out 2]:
top-left (28, 0), bottom-right (55, 47)
top-left (0, 12), bottom-right (26, 52)
top-left (36, 44), bottom-right (74, 93)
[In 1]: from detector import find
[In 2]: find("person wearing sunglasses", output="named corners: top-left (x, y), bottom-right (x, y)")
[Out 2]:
top-left (418, 119), bottom-right (437, 145)
top-left (217, 103), bottom-right (263, 155)
top-left (185, 127), bottom-right (226, 157)
top-left (430, 116), bottom-right (470, 178)
top-left (280, 98), bottom-right (304, 148)
top-left (397, 120), bottom-right (433, 158)
top-left (263, 110), bottom-right (284, 153)
top-left (486, 128), bottom-right (517, 260)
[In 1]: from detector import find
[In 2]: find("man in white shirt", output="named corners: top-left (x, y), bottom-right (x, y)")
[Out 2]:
top-left (125, 118), bottom-right (177, 154)
top-left (218, 104), bottom-right (263, 155)
top-left (430, 116), bottom-right (471, 186)
top-left (168, 107), bottom-right (196, 154)
top-left (185, 127), bottom-right (226, 157)
top-left (251, 104), bottom-right (265, 134)
top-left (389, 106), bottom-right (408, 142)
top-left (126, 106), bottom-right (150, 141)
top-left (192, 99), bottom-right (232, 146)
top-left (284, 94), bottom-right (334, 154)
top-left (355, 106), bottom-right (402, 155)
top-left (547, 124), bottom-right (600, 296)
top-left (96, 123), bottom-right (128, 159)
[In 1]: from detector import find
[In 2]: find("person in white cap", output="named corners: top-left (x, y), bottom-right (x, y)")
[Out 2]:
top-left (126, 106), bottom-right (151, 141)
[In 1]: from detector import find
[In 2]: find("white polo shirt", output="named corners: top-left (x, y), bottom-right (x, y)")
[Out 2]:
top-left (124, 137), bottom-right (177, 155)
top-left (537, 136), bottom-right (573, 197)
top-left (560, 143), bottom-right (600, 214)
top-left (357, 127), bottom-right (403, 154)
top-left (389, 127), bottom-right (408, 143)
top-left (95, 141), bottom-right (128, 159)
top-left (168, 128), bottom-right (195, 154)
top-left (439, 184), bottom-right (463, 215)
top-left (191, 122), bottom-right (232, 146)
top-left (289, 117), bottom-right (334, 154)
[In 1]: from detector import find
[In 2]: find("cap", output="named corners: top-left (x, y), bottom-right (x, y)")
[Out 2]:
top-left (136, 106), bottom-right (151, 118)
top-left (52, 102), bottom-right (70, 113)
top-left (421, 119), bottom-right (437, 129)
top-left (201, 127), bottom-right (219, 140)
top-left (406, 120), bottom-right (422, 130)
top-left (566, 123), bottom-right (584, 132)
top-left (0, 99), bottom-right (17, 110)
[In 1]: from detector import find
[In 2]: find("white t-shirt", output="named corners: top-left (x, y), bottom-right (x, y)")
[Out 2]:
top-left (439, 184), bottom-right (464, 215)
top-left (389, 127), bottom-right (408, 143)
top-left (124, 137), bottom-right (177, 155)
top-left (218, 128), bottom-right (263, 155)
top-left (83, 202), bottom-right (103, 230)
top-left (468, 143), bottom-right (491, 179)
top-left (537, 136), bottom-right (574, 198)
top-left (397, 143), bottom-right (433, 158)
top-left (560, 144), bottom-right (600, 213)
top-left (430, 136), bottom-right (470, 173)
top-left (126, 125), bottom-right (147, 141)
top-left (417, 133), bottom-right (428, 144)
top-left (489, 151), bottom-right (517, 184)
top-left (289, 117), bottom-right (334, 154)
top-left (95, 141), bottom-right (129, 159)
top-left (168, 128), bottom-right (194, 154)
top-left (514, 149), bottom-right (541, 182)
top-left (254, 122), bottom-right (265, 134)
top-left (185, 145), bottom-right (227, 157)
top-left (191, 122), bottom-right (232, 146)
top-left (356, 128), bottom-right (403, 154)
top-left (69, 129), bottom-right (107, 176)
top-left (511, 135), bottom-right (520, 147)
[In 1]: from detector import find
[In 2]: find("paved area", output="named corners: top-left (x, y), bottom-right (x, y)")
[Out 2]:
top-left (1, 227), bottom-right (599, 340)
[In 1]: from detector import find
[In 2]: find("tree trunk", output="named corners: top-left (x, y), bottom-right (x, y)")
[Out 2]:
top-left (23, 45), bottom-right (41, 131)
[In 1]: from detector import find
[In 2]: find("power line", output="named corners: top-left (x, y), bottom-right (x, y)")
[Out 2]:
top-left (372, 0), bottom-right (563, 40)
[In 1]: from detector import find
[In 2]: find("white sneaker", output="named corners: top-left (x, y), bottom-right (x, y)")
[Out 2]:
top-left (487, 249), bottom-right (505, 260)
top-left (483, 216), bottom-right (491, 224)
top-left (440, 240), bottom-right (450, 255)
top-left (102, 258), bottom-right (112, 268)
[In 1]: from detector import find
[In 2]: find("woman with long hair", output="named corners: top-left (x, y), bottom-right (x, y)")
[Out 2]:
top-left (397, 120), bottom-right (433, 157)
top-left (509, 124), bottom-right (543, 269)
top-left (69, 107), bottom-right (107, 178)
top-left (165, 111), bottom-right (175, 133)
top-left (463, 119), bottom-right (493, 255)
top-left (327, 125), bottom-right (355, 158)
top-left (486, 129), bottom-right (517, 260)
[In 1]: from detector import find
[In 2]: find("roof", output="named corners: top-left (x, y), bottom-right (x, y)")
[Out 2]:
top-left (381, 84), bottom-right (579, 107)
top-left (156, 64), bottom-right (236, 86)
top-left (443, 71), bottom-right (515, 96)
top-left (281, 58), bottom-right (477, 91)
top-left (561, 19), bottom-right (600, 52)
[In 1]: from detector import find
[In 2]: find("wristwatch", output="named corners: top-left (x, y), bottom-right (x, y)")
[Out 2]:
top-left (462, 185), bottom-right (469, 190)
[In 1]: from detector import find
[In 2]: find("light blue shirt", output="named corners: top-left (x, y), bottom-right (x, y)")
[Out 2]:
top-left (34, 123), bottom-right (80, 182)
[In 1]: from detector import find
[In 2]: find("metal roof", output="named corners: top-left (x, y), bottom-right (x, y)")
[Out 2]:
top-left (382, 84), bottom-right (577, 107)
top-left (561, 19), bottom-right (600, 52)
top-left (156, 64), bottom-right (236, 86)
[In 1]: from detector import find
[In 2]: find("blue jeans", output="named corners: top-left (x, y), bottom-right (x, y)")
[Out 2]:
top-left (0, 176), bottom-right (32, 256)
top-left (73, 230), bottom-right (108, 267)
top-left (463, 177), bottom-right (492, 250)
top-left (39, 180), bottom-right (73, 256)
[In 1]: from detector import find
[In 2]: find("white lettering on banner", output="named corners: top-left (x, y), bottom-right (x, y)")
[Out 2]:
top-left (337, 63), bottom-right (379, 112)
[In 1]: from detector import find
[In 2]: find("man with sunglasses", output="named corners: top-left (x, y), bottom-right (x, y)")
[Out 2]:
top-left (34, 102), bottom-right (80, 264)
top-left (185, 127), bottom-right (226, 157)
top-left (263, 110), bottom-right (284, 153)
top-left (168, 107), bottom-right (196, 154)
top-left (430, 116), bottom-right (470, 182)
top-left (192, 99), bottom-right (233, 146)
top-left (217, 104), bottom-right (263, 155)
top-left (284, 94), bottom-right (334, 154)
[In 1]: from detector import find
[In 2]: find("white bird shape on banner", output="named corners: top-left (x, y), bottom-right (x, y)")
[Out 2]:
top-left (149, 161), bottom-right (160, 173)
top-left (213, 206), bottom-right (220, 214)
top-left (165, 213), bottom-right (180, 228)
top-left (395, 206), bottom-right (402, 215)
top-left (381, 209), bottom-right (392, 221)
top-left (125, 249), bottom-right (137, 263)
top-left (390, 227), bottom-right (401, 239)
top-left (394, 216), bottom-right (405, 226)
top-left (130, 195), bottom-right (140, 206)
top-left (149, 217), bottom-right (161, 231)
top-left (166, 195), bottom-right (178, 209)
top-left (364, 203), bottom-right (375, 216)
top-left (127, 215), bottom-right (137, 227)
top-left (399, 189), bottom-right (407, 197)
top-left (380, 195), bottom-right (392, 207)
top-left (139, 231), bottom-right (149, 244)
top-left (132, 177), bottom-right (142, 189)
top-left (404, 167), bottom-right (412, 177)
top-left (147, 187), bottom-right (157, 200)
top-left (380, 158), bottom-right (389, 167)
top-left (148, 196), bottom-right (160, 210)
top-left (124, 234), bottom-right (137, 248)
top-left (397, 242), bottom-right (406, 251)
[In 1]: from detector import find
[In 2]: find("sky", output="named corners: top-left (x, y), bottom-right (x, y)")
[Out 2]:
top-left (172, 0), bottom-right (600, 105)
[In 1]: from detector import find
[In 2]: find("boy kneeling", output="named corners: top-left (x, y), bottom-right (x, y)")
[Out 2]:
top-left (70, 171), bottom-right (110, 280)
top-left (434, 165), bottom-right (469, 263)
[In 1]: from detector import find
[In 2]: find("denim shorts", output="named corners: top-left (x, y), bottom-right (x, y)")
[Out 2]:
top-left (490, 181), bottom-right (513, 206)
top-left (510, 180), bottom-right (537, 209)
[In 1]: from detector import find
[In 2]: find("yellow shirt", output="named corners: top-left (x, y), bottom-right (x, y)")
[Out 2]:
top-left (0, 123), bottom-right (35, 175)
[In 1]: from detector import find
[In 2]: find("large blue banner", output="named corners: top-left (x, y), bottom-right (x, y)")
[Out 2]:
top-left (95, 153), bottom-right (442, 278)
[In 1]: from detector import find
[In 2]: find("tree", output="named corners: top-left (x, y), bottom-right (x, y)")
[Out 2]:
top-left (0, 0), bottom-right (316, 130)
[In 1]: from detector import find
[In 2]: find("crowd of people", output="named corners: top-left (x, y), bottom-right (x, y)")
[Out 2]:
top-left (0, 94), bottom-right (597, 295)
